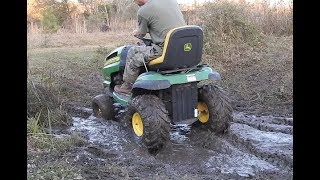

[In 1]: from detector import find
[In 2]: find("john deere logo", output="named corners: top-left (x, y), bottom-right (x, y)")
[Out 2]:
top-left (184, 43), bottom-right (192, 52)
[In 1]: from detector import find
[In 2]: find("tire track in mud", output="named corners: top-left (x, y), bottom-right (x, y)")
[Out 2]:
top-left (68, 107), bottom-right (293, 179)
top-left (226, 112), bottom-right (293, 171)
top-left (232, 112), bottom-right (293, 134)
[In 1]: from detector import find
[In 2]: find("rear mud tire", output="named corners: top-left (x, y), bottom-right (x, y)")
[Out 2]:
top-left (195, 84), bottom-right (233, 134)
top-left (92, 94), bottom-right (115, 120)
top-left (125, 95), bottom-right (170, 155)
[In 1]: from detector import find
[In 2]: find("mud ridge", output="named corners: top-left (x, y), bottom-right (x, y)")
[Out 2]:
top-left (66, 107), bottom-right (293, 179)
top-left (233, 112), bottom-right (293, 126)
top-left (232, 112), bottom-right (293, 134)
top-left (226, 123), bottom-right (293, 171)
top-left (233, 117), bottom-right (293, 135)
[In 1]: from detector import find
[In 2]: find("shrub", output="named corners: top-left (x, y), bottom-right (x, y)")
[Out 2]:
top-left (27, 79), bottom-right (71, 130)
top-left (41, 6), bottom-right (60, 33)
top-left (199, 1), bottom-right (264, 57)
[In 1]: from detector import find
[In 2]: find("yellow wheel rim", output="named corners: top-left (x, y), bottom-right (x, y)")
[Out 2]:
top-left (197, 102), bottom-right (209, 123)
top-left (132, 112), bottom-right (144, 136)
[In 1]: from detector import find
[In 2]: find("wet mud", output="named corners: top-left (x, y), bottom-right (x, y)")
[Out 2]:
top-left (65, 107), bottom-right (293, 179)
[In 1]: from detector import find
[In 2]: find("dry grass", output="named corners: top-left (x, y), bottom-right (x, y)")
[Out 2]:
top-left (188, 0), bottom-right (292, 36)
top-left (248, 0), bottom-right (293, 36)
top-left (220, 35), bottom-right (292, 110)
top-left (27, 133), bottom-right (86, 180)
top-left (27, 132), bottom-right (87, 153)
top-left (201, 35), bottom-right (292, 116)
top-left (27, 30), bottom-right (137, 49)
top-left (28, 48), bottom-right (104, 108)
top-left (185, 0), bottom-right (293, 115)
top-left (27, 79), bottom-right (72, 129)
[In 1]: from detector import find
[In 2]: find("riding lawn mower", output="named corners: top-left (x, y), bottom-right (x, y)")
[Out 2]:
top-left (92, 25), bottom-right (233, 154)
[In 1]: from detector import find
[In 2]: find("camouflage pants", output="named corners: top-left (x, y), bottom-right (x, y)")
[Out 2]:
top-left (123, 44), bottom-right (163, 83)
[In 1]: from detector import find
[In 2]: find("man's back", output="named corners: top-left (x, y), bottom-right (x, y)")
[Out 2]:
top-left (138, 0), bottom-right (186, 45)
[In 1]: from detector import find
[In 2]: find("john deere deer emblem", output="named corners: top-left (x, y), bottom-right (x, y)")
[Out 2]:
top-left (184, 43), bottom-right (192, 52)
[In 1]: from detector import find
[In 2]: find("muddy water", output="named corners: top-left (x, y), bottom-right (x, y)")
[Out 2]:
top-left (68, 109), bottom-right (293, 179)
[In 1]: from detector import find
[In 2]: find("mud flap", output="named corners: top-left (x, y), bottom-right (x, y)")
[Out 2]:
top-left (171, 82), bottom-right (198, 125)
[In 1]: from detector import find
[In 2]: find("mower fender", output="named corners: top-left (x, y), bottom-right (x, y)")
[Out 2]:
top-left (133, 79), bottom-right (171, 90)
top-left (132, 66), bottom-right (221, 90)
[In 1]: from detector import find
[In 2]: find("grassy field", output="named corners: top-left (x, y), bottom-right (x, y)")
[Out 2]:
top-left (28, 30), bottom-right (292, 117)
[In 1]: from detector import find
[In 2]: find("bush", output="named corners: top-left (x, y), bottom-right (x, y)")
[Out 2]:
top-left (41, 7), bottom-right (60, 33)
top-left (199, 1), bottom-right (264, 57)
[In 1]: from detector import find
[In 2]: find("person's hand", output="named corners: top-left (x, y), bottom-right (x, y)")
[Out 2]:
top-left (133, 29), bottom-right (139, 37)
top-left (133, 29), bottom-right (146, 39)
top-left (133, 29), bottom-right (138, 35)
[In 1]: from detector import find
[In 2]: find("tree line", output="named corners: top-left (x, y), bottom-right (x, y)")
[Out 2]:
top-left (27, 0), bottom-right (138, 33)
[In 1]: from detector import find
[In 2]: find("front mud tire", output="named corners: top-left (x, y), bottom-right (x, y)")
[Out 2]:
top-left (126, 95), bottom-right (170, 155)
top-left (196, 84), bottom-right (233, 134)
top-left (92, 94), bottom-right (115, 120)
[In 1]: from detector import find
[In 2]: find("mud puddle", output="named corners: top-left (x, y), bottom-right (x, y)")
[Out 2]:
top-left (67, 108), bottom-right (293, 179)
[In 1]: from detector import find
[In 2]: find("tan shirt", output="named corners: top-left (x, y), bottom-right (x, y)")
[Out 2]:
top-left (137, 0), bottom-right (186, 46)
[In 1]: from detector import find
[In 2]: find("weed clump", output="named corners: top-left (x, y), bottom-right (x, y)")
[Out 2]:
top-left (199, 1), bottom-right (264, 57)
top-left (27, 79), bottom-right (71, 131)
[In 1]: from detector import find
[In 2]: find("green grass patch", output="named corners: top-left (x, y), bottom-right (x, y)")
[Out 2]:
top-left (28, 47), bottom-right (110, 108)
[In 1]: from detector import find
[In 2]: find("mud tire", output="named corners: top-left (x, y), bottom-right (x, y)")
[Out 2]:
top-left (126, 95), bottom-right (170, 154)
top-left (92, 94), bottom-right (115, 120)
top-left (196, 84), bottom-right (233, 134)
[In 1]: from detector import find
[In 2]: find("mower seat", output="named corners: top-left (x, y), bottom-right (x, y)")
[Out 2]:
top-left (148, 25), bottom-right (203, 71)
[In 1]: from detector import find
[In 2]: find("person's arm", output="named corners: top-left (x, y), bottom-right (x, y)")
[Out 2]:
top-left (133, 15), bottom-right (148, 38)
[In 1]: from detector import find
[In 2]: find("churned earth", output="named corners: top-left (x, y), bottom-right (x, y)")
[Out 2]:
top-left (38, 106), bottom-right (292, 180)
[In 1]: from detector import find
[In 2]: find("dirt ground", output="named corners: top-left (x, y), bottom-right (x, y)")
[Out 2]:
top-left (27, 32), bottom-right (292, 180)
top-left (27, 108), bottom-right (293, 179)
